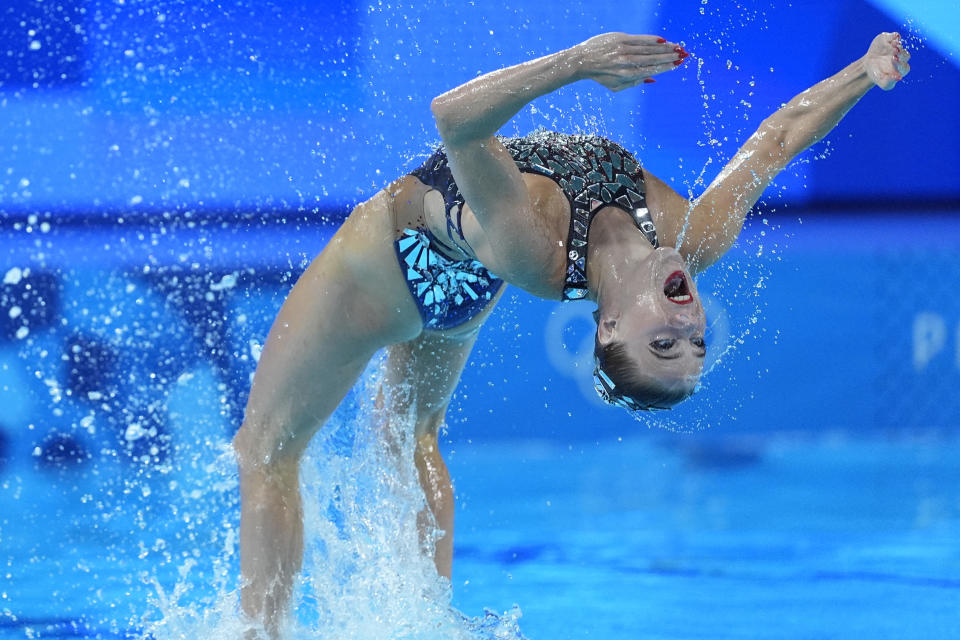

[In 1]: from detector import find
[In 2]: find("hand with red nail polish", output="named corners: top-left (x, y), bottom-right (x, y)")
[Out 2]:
top-left (575, 32), bottom-right (687, 92)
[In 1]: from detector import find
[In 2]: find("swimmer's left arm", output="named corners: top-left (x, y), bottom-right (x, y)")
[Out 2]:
top-left (431, 33), bottom-right (682, 281)
top-left (665, 32), bottom-right (910, 274)
top-left (431, 33), bottom-right (682, 147)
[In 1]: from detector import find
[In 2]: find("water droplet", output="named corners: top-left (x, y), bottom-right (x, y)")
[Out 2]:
top-left (3, 267), bottom-right (22, 285)
top-left (125, 423), bottom-right (146, 441)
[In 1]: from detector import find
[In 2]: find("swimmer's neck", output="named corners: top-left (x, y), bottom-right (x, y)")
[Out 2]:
top-left (586, 207), bottom-right (656, 305)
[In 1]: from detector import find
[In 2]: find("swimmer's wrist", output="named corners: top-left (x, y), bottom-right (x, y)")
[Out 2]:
top-left (850, 57), bottom-right (869, 81)
top-left (564, 43), bottom-right (589, 83)
top-left (845, 57), bottom-right (875, 93)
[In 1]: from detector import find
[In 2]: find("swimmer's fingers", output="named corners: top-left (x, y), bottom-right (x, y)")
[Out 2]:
top-left (864, 31), bottom-right (911, 90)
top-left (627, 52), bottom-right (689, 67)
top-left (576, 32), bottom-right (688, 91)
top-left (619, 34), bottom-right (681, 47)
top-left (606, 60), bottom-right (688, 92)
top-left (893, 36), bottom-right (912, 81)
top-left (894, 57), bottom-right (911, 82)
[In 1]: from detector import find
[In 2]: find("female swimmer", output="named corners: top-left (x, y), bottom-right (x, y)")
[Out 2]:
top-left (232, 31), bottom-right (910, 637)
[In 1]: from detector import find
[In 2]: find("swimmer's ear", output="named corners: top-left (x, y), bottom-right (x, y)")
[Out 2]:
top-left (596, 314), bottom-right (618, 346)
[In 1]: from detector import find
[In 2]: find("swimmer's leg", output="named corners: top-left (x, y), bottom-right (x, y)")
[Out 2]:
top-left (380, 328), bottom-right (482, 580)
top-left (379, 280), bottom-right (505, 580)
top-left (233, 192), bottom-right (422, 638)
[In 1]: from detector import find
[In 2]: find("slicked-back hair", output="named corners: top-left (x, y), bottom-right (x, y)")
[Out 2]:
top-left (594, 338), bottom-right (697, 410)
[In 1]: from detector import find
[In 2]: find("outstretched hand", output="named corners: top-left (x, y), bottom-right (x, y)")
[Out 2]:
top-left (575, 33), bottom-right (688, 92)
top-left (864, 32), bottom-right (910, 90)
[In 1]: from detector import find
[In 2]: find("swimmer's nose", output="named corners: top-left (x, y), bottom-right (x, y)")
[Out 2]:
top-left (668, 312), bottom-right (698, 333)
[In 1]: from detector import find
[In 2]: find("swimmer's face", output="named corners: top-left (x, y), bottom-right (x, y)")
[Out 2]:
top-left (606, 247), bottom-right (707, 396)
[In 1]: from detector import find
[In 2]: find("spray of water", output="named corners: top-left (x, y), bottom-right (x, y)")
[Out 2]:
top-left (139, 361), bottom-right (527, 640)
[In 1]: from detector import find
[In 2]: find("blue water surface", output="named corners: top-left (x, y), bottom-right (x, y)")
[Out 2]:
top-left (3, 431), bottom-right (960, 639)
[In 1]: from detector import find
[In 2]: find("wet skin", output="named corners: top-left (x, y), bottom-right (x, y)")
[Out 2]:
top-left (234, 31), bottom-right (910, 638)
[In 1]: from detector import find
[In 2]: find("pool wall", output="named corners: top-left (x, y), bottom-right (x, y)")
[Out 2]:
top-left (0, 0), bottom-right (957, 214)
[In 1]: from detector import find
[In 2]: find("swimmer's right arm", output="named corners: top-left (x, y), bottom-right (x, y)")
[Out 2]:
top-left (675, 32), bottom-right (910, 274)
top-left (431, 34), bottom-right (684, 280)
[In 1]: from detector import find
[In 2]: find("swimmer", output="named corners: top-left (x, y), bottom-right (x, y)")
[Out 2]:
top-left (232, 31), bottom-right (910, 637)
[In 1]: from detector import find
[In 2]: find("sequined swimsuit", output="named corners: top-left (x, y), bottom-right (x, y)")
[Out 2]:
top-left (398, 130), bottom-right (658, 330)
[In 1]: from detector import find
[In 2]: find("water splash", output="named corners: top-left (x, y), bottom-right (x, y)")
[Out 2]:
top-left (141, 362), bottom-right (528, 640)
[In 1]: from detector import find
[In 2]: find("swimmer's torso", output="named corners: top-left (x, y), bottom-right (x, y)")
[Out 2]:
top-left (335, 131), bottom-right (659, 333)
top-left (408, 131), bottom-right (656, 296)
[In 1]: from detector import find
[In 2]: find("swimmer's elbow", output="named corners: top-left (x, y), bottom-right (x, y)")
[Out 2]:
top-left (430, 95), bottom-right (460, 144)
top-left (761, 106), bottom-right (816, 161)
top-left (430, 94), bottom-right (480, 146)
top-left (753, 119), bottom-right (790, 156)
top-left (429, 95), bottom-right (444, 118)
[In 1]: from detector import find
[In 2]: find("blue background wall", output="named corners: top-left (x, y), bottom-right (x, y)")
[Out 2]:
top-left (1, 0), bottom-right (959, 471)
top-left (1, 0), bottom-right (957, 215)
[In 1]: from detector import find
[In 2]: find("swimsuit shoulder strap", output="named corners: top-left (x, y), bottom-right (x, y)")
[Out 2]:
top-left (504, 131), bottom-right (658, 301)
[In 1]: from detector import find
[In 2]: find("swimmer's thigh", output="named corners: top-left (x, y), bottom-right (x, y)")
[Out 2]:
top-left (382, 287), bottom-right (506, 439)
top-left (238, 194), bottom-right (422, 464)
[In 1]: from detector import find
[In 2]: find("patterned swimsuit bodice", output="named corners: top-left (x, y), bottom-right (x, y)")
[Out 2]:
top-left (400, 130), bottom-right (657, 329)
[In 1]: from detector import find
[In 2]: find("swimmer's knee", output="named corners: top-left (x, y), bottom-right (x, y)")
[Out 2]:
top-left (413, 402), bottom-right (449, 442)
top-left (232, 419), bottom-right (267, 473)
top-left (234, 413), bottom-right (310, 474)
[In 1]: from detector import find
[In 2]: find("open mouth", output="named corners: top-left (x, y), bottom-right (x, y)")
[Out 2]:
top-left (663, 270), bottom-right (693, 305)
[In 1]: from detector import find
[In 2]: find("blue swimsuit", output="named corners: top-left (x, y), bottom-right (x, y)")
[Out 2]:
top-left (397, 130), bottom-right (658, 330)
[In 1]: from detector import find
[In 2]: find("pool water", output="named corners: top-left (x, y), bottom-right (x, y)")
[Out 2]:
top-left (451, 435), bottom-right (960, 639)
top-left (3, 431), bottom-right (959, 639)
top-left (2, 212), bottom-right (958, 638)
